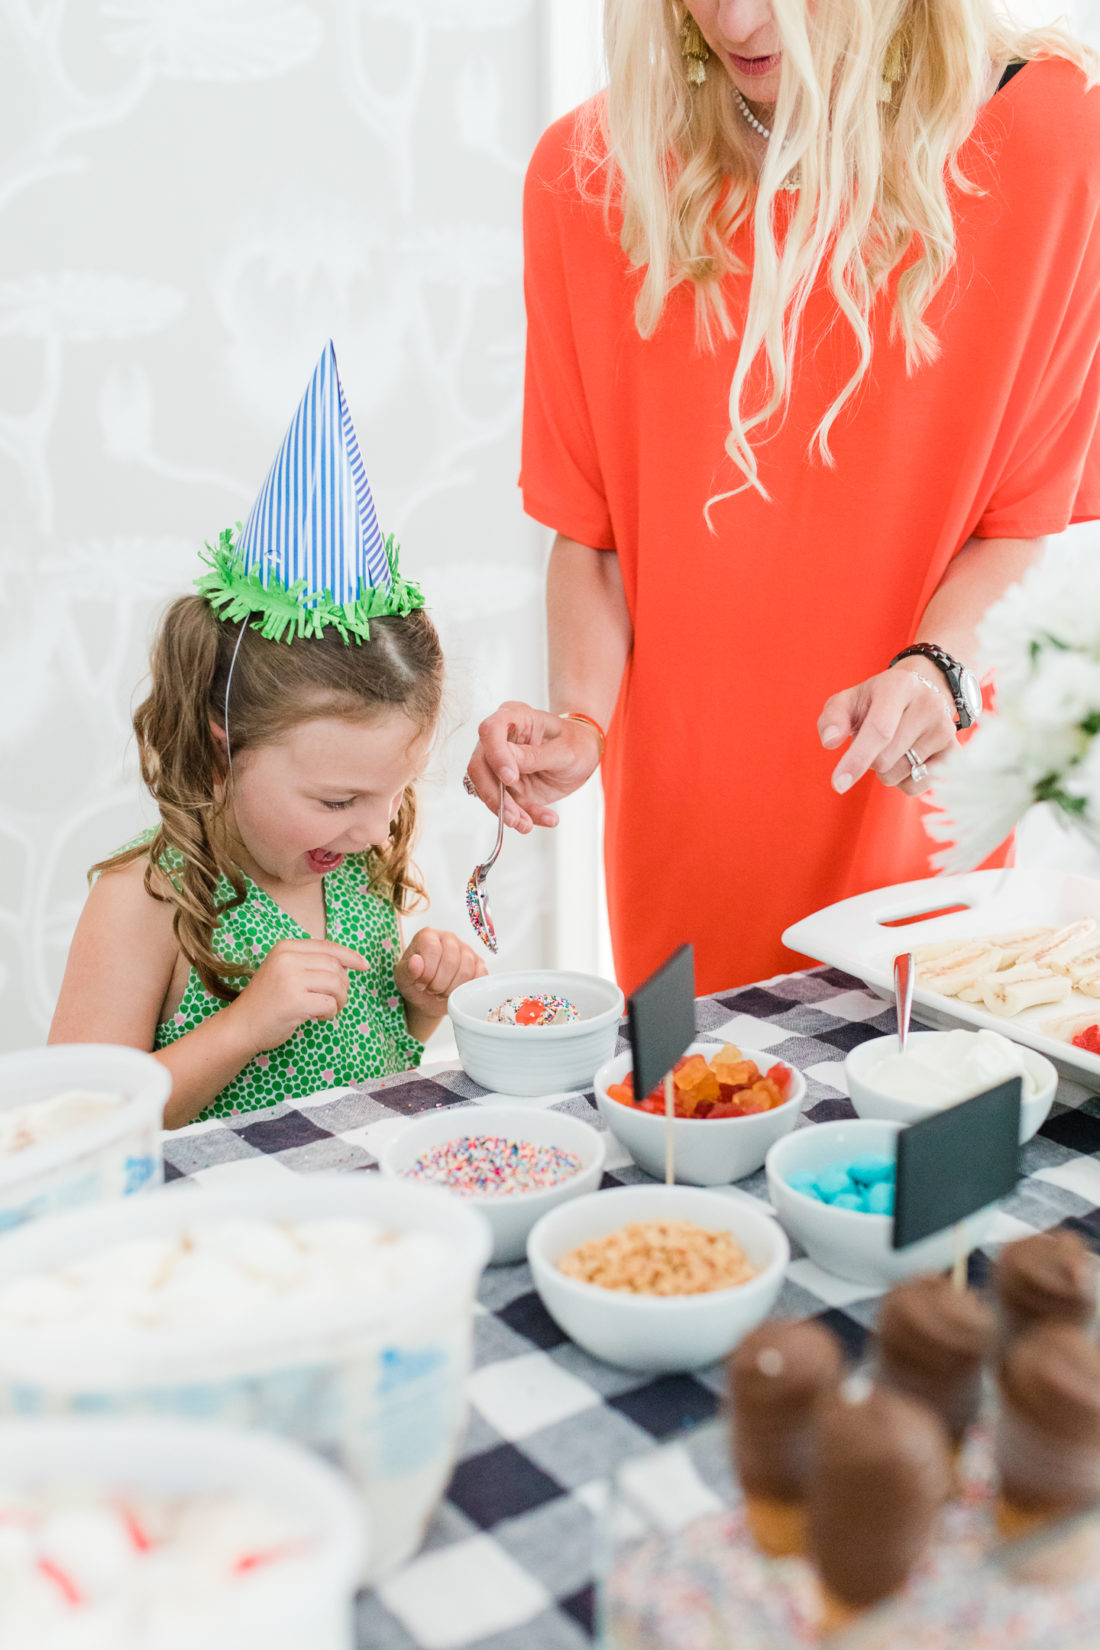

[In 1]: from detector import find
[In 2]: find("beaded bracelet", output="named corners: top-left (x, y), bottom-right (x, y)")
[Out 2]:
top-left (558, 711), bottom-right (607, 759)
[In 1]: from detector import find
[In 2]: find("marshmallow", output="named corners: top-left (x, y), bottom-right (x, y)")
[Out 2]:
top-left (0, 1218), bottom-right (447, 1337)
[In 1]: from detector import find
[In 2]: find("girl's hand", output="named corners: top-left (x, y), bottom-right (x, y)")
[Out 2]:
top-left (818, 663), bottom-right (957, 796)
top-left (466, 701), bottom-right (602, 833)
top-left (395, 929), bottom-right (487, 1024)
top-left (229, 938), bottom-right (368, 1052)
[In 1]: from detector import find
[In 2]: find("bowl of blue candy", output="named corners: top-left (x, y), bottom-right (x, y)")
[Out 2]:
top-left (765, 1120), bottom-right (995, 1288)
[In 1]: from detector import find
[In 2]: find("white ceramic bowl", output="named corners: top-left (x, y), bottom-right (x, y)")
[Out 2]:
top-left (765, 1119), bottom-right (995, 1288)
top-left (527, 1183), bottom-right (789, 1372)
top-left (378, 1104), bottom-right (606, 1264)
top-left (448, 970), bottom-right (625, 1098)
top-left (845, 1031), bottom-right (1056, 1144)
top-left (594, 1041), bottom-right (806, 1186)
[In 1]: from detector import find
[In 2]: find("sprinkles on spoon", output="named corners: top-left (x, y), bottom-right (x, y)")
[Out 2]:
top-left (403, 1135), bottom-right (583, 1197)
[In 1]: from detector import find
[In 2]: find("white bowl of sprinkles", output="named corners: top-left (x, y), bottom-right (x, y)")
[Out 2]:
top-left (379, 1104), bottom-right (606, 1264)
top-left (447, 970), bottom-right (624, 1097)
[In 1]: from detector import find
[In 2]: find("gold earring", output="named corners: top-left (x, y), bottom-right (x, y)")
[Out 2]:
top-left (679, 10), bottom-right (710, 85)
top-left (879, 30), bottom-right (907, 102)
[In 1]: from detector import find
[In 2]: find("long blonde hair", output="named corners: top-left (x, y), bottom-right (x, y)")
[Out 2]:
top-left (593, 0), bottom-right (1096, 504)
top-left (93, 597), bottom-right (444, 1003)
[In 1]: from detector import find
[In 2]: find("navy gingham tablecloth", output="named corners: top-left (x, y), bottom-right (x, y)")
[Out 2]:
top-left (162, 967), bottom-right (1100, 1650)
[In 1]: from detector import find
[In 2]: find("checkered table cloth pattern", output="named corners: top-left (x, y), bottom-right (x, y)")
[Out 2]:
top-left (162, 967), bottom-right (1100, 1650)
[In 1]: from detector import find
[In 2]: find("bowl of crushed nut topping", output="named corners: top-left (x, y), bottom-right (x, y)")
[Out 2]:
top-left (526, 1184), bottom-right (788, 1372)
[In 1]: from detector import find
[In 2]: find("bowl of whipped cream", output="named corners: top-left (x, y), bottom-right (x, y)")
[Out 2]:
top-left (448, 969), bottom-right (624, 1097)
top-left (845, 1029), bottom-right (1056, 1142)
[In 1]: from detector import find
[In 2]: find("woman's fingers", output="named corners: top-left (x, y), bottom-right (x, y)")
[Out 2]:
top-left (828, 672), bottom-right (955, 794)
top-left (466, 705), bottom-right (581, 832)
top-left (817, 689), bottom-right (859, 751)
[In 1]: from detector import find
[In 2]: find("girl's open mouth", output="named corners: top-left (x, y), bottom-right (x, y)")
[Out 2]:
top-left (306, 849), bottom-right (345, 875)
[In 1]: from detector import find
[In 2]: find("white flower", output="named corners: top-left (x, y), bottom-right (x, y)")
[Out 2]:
top-left (980, 542), bottom-right (1100, 682)
top-left (1016, 649), bottom-right (1100, 734)
top-left (1061, 737), bottom-right (1100, 837)
top-left (925, 718), bottom-right (1037, 871)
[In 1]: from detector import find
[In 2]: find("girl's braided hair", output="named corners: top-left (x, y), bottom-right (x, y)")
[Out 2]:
top-left (93, 595), bottom-right (443, 1002)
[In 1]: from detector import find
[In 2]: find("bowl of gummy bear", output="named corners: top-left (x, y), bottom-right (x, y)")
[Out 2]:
top-left (448, 970), bottom-right (625, 1097)
top-left (594, 1041), bottom-right (806, 1185)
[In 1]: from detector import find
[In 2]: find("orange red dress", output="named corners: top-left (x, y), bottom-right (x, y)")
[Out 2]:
top-left (520, 58), bottom-right (1100, 995)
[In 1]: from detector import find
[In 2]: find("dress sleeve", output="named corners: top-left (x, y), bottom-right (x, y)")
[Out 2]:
top-left (974, 92), bottom-right (1100, 538)
top-left (519, 114), bottom-right (617, 551)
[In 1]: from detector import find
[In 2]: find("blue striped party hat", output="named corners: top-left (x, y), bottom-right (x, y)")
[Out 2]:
top-left (197, 341), bottom-right (424, 643)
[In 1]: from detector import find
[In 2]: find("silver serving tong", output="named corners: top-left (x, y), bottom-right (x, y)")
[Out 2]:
top-left (893, 951), bottom-right (914, 1054)
top-left (466, 777), bottom-right (505, 953)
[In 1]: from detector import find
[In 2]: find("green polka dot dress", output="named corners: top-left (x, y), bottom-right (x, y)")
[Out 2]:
top-left (132, 833), bottom-right (424, 1122)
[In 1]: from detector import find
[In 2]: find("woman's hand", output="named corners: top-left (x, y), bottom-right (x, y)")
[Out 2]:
top-left (229, 938), bottom-right (369, 1051)
top-left (818, 663), bottom-right (957, 796)
top-left (396, 928), bottom-right (487, 1033)
top-left (466, 701), bottom-right (603, 833)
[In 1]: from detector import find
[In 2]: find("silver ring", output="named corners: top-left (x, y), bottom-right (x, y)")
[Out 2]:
top-left (904, 747), bottom-right (930, 786)
top-left (462, 773), bottom-right (477, 797)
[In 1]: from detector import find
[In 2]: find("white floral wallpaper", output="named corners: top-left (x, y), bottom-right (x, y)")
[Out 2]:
top-left (0, 0), bottom-right (564, 1049)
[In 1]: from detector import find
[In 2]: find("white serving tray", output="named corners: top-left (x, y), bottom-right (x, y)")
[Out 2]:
top-left (783, 868), bottom-right (1100, 1087)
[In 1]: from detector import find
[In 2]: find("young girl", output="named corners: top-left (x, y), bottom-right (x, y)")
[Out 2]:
top-left (50, 344), bottom-right (485, 1127)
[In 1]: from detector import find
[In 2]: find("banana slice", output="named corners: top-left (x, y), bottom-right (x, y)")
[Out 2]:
top-left (918, 946), bottom-right (1004, 997)
top-left (1042, 1010), bottom-right (1100, 1043)
top-left (982, 973), bottom-right (1071, 1016)
top-left (1018, 920), bottom-right (1097, 972)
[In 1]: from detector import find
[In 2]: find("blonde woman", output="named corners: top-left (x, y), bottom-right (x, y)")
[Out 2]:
top-left (468, 0), bottom-right (1100, 995)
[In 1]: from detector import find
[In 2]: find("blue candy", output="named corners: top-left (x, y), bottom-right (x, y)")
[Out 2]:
top-left (814, 1166), bottom-right (853, 1203)
top-left (832, 1192), bottom-right (864, 1212)
top-left (787, 1171), bottom-right (822, 1201)
top-left (865, 1182), bottom-right (895, 1216)
top-left (847, 1155), bottom-right (895, 1187)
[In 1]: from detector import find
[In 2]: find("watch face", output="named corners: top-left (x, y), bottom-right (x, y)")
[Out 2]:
top-left (959, 668), bottom-right (983, 721)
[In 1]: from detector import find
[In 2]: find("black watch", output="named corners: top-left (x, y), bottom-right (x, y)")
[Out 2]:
top-left (889, 643), bottom-right (982, 730)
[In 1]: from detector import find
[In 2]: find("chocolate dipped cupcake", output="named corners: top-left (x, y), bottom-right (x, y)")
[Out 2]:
top-left (993, 1230), bottom-right (1097, 1352)
top-left (996, 1322), bottom-right (1100, 1543)
top-left (876, 1274), bottom-right (995, 1448)
top-left (807, 1385), bottom-right (952, 1636)
top-left (728, 1319), bottom-right (844, 1558)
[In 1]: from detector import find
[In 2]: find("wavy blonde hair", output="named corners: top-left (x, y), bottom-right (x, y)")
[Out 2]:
top-left (93, 596), bottom-right (443, 1003)
top-left (592, 0), bottom-right (1096, 504)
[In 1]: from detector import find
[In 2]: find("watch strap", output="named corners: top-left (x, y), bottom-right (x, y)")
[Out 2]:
top-left (889, 643), bottom-right (973, 728)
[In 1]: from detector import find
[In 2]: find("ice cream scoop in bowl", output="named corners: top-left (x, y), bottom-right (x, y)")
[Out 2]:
top-left (448, 970), bottom-right (624, 1097)
top-left (845, 1030), bottom-right (1055, 1143)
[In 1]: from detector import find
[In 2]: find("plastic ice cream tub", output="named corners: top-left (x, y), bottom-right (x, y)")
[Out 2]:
top-left (0, 1416), bottom-right (365, 1650)
top-left (0, 1176), bottom-right (491, 1581)
top-left (0, 1044), bottom-right (168, 1234)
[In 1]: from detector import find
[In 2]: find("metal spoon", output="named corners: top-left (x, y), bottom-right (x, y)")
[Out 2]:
top-left (893, 951), bottom-right (914, 1055)
top-left (466, 777), bottom-right (505, 953)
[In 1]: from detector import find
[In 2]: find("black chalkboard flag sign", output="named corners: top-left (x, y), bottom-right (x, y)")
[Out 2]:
top-left (893, 1077), bottom-right (1022, 1251)
top-left (627, 944), bottom-right (697, 1102)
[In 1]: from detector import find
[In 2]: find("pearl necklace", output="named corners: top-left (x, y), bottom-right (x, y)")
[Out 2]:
top-left (734, 88), bottom-right (801, 189)
top-left (734, 89), bottom-right (773, 139)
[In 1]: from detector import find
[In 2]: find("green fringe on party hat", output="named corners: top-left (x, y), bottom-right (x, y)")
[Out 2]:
top-left (196, 341), bottom-right (425, 644)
